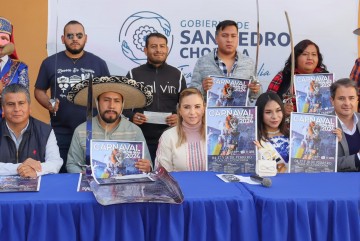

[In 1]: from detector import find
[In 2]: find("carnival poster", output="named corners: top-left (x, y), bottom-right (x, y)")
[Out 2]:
top-left (0, 176), bottom-right (41, 192)
top-left (89, 167), bottom-right (184, 205)
top-left (289, 112), bottom-right (338, 173)
top-left (77, 173), bottom-right (93, 192)
top-left (206, 106), bottom-right (257, 174)
top-left (207, 76), bottom-right (250, 107)
top-left (294, 73), bottom-right (334, 114)
top-left (90, 140), bottom-right (153, 184)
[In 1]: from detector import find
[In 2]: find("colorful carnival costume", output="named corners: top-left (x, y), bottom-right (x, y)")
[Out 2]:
top-left (0, 17), bottom-right (29, 115)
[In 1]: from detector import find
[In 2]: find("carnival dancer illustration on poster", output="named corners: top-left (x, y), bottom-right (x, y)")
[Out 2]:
top-left (294, 73), bottom-right (334, 114)
top-left (90, 140), bottom-right (153, 184)
top-left (289, 113), bottom-right (338, 173)
top-left (206, 106), bottom-right (257, 174)
top-left (207, 76), bottom-right (250, 107)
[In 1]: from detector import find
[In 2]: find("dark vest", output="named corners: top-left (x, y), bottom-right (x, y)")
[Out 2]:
top-left (0, 117), bottom-right (52, 164)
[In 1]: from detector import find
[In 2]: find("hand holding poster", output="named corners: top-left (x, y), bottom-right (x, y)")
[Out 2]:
top-left (289, 113), bottom-right (338, 173)
top-left (206, 106), bottom-right (257, 174)
top-left (294, 73), bottom-right (334, 114)
top-left (90, 140), bottom-right (153, 184)
top-left (207, 76), bottom-right (250, 107)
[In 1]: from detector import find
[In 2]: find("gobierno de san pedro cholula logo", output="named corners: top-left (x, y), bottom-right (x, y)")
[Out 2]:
top-left (119, 11), bottom-right (174, 65)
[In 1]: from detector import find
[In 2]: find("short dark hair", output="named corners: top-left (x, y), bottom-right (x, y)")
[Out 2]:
top-left (255, 92), bottom-right (288, 141)
top-left (63, 20), bottom-right (85, 34)
top-left (215, 20), bottom-right (238, 35)
top-left (330, 78), bottom-right (358, 99)
top-left (145, 32), bottom-right (168, 48)
top-left (2, 84), bottom-right (30, 106)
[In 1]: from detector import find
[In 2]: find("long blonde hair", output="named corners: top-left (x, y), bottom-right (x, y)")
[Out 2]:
top-left (176, 88), bottom-right (206, 147)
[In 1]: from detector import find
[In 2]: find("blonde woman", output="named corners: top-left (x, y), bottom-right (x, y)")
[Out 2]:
top-left (155, 88), bottom-right (206, 172)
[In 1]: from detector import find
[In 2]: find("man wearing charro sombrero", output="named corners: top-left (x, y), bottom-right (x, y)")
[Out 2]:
top-left (66, 76), bottom-right (153, 173)
top-left (0, 17), bottom-right (29, 115)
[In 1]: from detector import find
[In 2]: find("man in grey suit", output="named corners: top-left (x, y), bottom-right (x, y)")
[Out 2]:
top-left (330, 78), bottom-right (360, 171)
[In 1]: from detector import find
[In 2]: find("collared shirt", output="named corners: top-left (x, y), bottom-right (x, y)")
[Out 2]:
top-left (338, 113), bottom-right (359, 135)
top-left (0, 55), bottom-right (8, 72)
top-left (6, 120), bottom-right (29, 150)
top-left (213, 48), bottom-right (238, 77)
top-left (337, 113), bottom-right (360, 159)
top-left (0, 122), bottom-right (63, 176)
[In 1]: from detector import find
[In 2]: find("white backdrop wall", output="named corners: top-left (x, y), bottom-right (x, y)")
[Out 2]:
top-left (48, 0), bottom-right (358, 88)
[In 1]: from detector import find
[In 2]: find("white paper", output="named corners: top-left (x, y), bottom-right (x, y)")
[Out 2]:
top-left (144, 111), bottom-right (172, 125)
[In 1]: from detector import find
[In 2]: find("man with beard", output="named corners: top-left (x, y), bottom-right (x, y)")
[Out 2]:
top-left (124, 33), bottom-right (186, 162)
top-left (34, 20), bottom-right (110, 172)
top-left (0, 17), bottom-right (29, 116)
top-left (66, 76), bottom-right (152, 173)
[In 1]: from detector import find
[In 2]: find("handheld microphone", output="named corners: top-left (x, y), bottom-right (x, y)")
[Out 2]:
top-left (250, 174), bottom-right (272, 187)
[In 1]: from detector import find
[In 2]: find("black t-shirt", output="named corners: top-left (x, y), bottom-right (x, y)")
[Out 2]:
top-left (35, 51), bottom-right (110, 135)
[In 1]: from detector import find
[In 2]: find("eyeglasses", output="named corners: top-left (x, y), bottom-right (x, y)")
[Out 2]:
top-left (66, 33), bottom-right (84, 40)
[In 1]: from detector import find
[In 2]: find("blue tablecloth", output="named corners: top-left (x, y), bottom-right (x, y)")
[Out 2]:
top-left (243, 172), bottom-right (360, 241)
top-left (0, 172), bottom-right (258, 241)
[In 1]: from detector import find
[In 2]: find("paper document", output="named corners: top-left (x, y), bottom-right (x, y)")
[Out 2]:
top-left (144, 111), bottom-right (171, 125)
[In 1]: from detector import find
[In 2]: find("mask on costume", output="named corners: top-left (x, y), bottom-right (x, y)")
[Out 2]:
top-left (0, 17), bottom-right (18, 59)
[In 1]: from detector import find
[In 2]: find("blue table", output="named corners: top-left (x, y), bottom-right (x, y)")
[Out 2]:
top-left (243, 172), bottom-right (360, 241)
top-left (0, 172), bottom-right (258, 241)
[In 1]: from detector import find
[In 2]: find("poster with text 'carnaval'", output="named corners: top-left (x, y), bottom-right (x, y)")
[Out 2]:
top-left (289, 113), bottom-right (338, 173)
top-left (90, 140), bottom-right (153, 184)
top-left (206, 106), bottom-right (257, 174)
top-left (294, 73), bottom-right (334, 115)
top-left (207, 76), bottom-right (250, 107)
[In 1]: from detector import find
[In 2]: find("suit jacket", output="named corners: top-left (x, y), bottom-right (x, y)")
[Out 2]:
top-left (337, 112), bottom-right (360, 172)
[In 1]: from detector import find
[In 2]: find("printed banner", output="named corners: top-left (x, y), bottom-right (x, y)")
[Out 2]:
top-left (48, 0), bottom-right (358, 88)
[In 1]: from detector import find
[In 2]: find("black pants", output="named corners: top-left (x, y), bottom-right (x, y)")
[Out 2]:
top-left (54, 132), bottom-right (72, 173)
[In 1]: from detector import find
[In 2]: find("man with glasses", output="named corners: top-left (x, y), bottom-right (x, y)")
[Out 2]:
top-left (34, 20), bottom-right (110, 172)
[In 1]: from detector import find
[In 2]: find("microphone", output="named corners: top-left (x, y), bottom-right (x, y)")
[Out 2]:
top-left (250, 174), bottom-right (272, 187)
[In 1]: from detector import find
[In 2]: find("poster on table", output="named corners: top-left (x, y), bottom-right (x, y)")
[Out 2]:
top-left (0, 176), bottom-right (41, 192)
